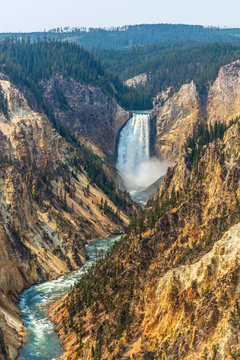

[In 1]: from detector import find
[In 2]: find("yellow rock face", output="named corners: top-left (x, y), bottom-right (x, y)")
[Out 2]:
top-left (154, 81), bottom-right (199, 162)
top-left (207, 60), bottom-right (240, 126)
top-left (154, 60), bottom-right (240, 163)
top-left (141, 223), bottom-right (240, 359)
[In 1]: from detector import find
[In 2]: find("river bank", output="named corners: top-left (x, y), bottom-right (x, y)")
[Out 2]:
top-left (17, 235), bottom-right (121, 360)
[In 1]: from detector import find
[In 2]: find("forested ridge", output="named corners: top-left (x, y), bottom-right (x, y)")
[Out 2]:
top-left (0, 39), bottom-right (133, 212)
top-left (96, 42), bottom-right (240, 96)
top-left (0, 39), bottom-right (118, 99)
top-left (0, 38), bottom-right (153, 109)
top-left (1, 37), bottom-right (240, 109)
top-left (1, 24), bottom-right (240, 50)
top-left (65, 24), bottom-right (240, 49)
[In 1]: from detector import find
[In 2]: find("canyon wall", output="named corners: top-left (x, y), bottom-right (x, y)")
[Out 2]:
top-left (153, 81), bottom-right (199, 162)
top-left (0, 77), bottom-right (130, 359)
top-left (207, 60), bottom-right (240, 126)
top-left (40, 76), bottom-right (129, 159)
top-left (153, 60), bottom-right (240, 162)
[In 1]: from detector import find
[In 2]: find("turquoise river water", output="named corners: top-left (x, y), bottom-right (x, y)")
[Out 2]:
top-left (18, 235), bottom-right (121, 360)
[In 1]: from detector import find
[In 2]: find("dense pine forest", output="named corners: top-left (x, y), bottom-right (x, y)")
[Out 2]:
top-left (1, 24), bottom-right (240, 49)
top-left (1, 22), bottom-right (240, 108)
top-left (62, 24), bottom-right (240, 49)
top-left (0, 39), bottom-right (118, 99)
top-left (0, 38), bottom-right (153, 109)
top-left (96, 42), bottom-right (240, 96)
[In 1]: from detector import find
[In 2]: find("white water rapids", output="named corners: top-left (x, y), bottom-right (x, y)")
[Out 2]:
top-left (117, 113), bottom-right (167, 203)
top-left (18, 236), bottom-right (121, 360)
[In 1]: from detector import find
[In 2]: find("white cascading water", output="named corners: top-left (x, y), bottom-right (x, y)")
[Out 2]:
top-left (117, 113), bottom-right (150, 177)
top-left (117, 113), bottom-right (168, 202)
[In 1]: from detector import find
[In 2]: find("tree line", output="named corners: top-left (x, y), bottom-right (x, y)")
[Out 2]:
top-left (0, 38), bottom-right (153, 109)
top-left (1, 24), bottom-right (240, 50)
top-left (1, 39), bottom-right (240, 110)
top-left (96, 42), bottom-right (240, 101)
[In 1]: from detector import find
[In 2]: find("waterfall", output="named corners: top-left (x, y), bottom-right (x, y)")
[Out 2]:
top-left (117, 113), bottom-right (150, 177)
top-left (117, 113), bottom-right (167, 202)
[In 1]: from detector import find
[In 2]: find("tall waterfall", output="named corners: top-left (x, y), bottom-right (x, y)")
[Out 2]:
top-left (117, 113), bottom-right (150, 178)
top-left (117, 113), bottom-right (167, 202)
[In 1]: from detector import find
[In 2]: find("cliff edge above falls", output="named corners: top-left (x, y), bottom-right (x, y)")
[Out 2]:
top-left (0, 77), bottom-right (131, 360)
top-left (153, 60), bottom-right (240, 162)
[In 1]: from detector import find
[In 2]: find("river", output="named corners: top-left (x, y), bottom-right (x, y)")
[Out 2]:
top-left (18, 235), bottom-right (121, 360)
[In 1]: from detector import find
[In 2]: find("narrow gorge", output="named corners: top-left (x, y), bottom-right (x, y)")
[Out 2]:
top-left (0, 61), bottom-right (132, 359)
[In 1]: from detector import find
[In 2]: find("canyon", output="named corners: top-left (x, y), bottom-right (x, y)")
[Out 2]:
top-left (0, 74), bottom-right (131, 359)
top-left (49, 60), bottom-right (240, 359)
top-left (0, 52), bottom-right (239, 360)
top-left (50, 113), bottom-right (240, 360)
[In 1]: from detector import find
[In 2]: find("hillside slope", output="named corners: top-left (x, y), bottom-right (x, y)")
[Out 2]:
top-left (50, 118), bottom-right (240, 359)
top-left (40, 75), bottom-right (129, 159)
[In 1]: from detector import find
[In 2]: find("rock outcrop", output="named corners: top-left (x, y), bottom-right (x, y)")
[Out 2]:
top-left (153, 60), bottom-right (240, 162)
top-left (207, 60), bottom-right (240, 126)
top-left (124, 73), bottom-right (150, 88)
top-left (153, 81), bottom-right (199, 162)
top-left (40, 76), bottom-right (129, 159)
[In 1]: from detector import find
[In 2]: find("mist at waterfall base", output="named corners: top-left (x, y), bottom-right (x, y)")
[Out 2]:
top-left (117, 113), bottom-right (168, 203)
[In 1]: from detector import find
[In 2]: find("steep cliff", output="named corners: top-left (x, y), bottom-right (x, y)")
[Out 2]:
top-left (0, 77), bottom-right (130, 359)
top-left (207, 60), bottom-right (240, 126)
top-left (153, 60), bottom-right (240, 162)
top-left (0, 40), bottom-right (130, 162)
top-left (153, 81), bottom-right (199, 162)
top-left (40, 76), bottom-right (129, 160)
top-left (50, 120), bottom-right (240, 359)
